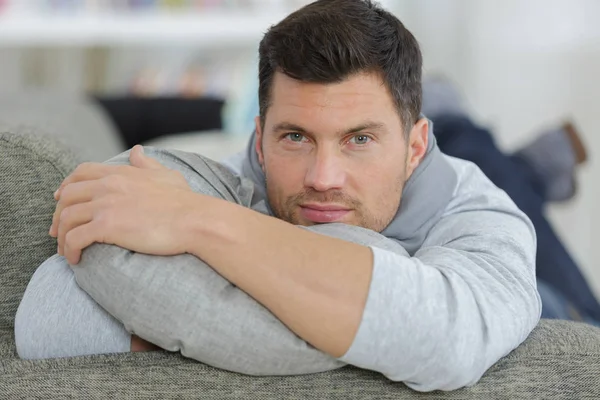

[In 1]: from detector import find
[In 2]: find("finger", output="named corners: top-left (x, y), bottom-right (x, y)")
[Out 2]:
top-left (50, 180), bottom-right (97, 237)
top-left (55, 162), bottom-right (129, 200)
top-left (63, 221), bottom-right (105, 265)
top-left (129, 145), bottom-right (166, 170)
top-left (57, 202), bottom-right (94, 257)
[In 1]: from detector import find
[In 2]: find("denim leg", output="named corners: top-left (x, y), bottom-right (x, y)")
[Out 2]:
top-left (432, 114), bottom-right (600, 322)
top-left (537, 279), bottom-right (579, 320)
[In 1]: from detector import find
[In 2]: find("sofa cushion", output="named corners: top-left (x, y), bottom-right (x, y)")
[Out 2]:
top-left (1, 320), bottom-right (600, 399)
top-left (0, 130), bottom-right (81, 329)
top-left (0, 327), bottom-right (16, 359)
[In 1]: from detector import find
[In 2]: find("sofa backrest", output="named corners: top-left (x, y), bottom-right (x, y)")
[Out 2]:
top-left (0, 91), bottom-right (125, 162)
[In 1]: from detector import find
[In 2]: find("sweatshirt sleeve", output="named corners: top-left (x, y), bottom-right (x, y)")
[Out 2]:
top-left (339, 175), bottom-right (541, 391)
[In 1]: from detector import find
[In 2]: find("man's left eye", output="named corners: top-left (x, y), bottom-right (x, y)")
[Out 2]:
top-left (349, 135), bottom-right (371, 145)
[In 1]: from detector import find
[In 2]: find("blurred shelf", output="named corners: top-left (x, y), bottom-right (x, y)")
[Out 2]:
top-left (0, 12), bottom-right (288, 47)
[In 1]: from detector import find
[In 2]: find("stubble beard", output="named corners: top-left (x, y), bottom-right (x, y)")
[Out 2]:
top-left (265, 178), bottom-right (404, 233)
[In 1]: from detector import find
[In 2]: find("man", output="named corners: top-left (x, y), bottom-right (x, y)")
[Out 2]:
top-left (14, 0), bottom-right (540, 392)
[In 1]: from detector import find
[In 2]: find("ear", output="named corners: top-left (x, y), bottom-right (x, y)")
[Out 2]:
top-left (254, 116), bottom-right (265, 171)
top-left (405, 118), bottom-right (429, 178)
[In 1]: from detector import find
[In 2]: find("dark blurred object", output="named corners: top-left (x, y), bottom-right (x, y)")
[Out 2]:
top-left (94, 96), bottom-right (225, 148)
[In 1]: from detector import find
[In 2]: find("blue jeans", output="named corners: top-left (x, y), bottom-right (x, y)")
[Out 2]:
top-left (432, 114), bottom-right (600, 323)
top-left (537, 281), bottom-right (600, 326)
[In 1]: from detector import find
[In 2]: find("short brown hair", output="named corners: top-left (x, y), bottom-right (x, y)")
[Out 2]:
top-left (258, 0), bottom-right (423, 135)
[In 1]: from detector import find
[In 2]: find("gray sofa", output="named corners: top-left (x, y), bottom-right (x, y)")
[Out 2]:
top-left (1, 95), bottom-right (600, 399)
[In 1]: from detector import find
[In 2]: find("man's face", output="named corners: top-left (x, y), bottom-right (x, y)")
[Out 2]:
top-left (256, 71), bottom-right (428, 232)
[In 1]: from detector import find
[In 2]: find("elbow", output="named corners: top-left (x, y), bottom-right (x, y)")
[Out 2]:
top-left (435, 357), bottom-right (487, 392)
top-left (402, 348), bottom-right (487, 392)
top-left (401, 299), bottom-right (540, 392)
top-left (361, 324), bottom-right (490, 391)
top-left (397, 316), bottom-right (493, 391)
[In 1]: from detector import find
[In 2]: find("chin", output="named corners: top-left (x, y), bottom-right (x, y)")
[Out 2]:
top-left (302, 216), bottom-right (357, 227)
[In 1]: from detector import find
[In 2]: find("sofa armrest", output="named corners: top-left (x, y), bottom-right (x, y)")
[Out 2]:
top-left (0, 130), bottom-right (82, 329)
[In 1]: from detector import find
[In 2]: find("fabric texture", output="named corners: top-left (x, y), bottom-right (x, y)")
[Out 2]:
top-left (0, 129), bottom-right (82, 329)
top-left (2, 319), bottom-right (600, 399)
top-left (2, 129), bottom-right (600, 398)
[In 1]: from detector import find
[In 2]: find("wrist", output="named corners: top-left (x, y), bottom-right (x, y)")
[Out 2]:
top-left (179, 193), bottom-right (241, 258)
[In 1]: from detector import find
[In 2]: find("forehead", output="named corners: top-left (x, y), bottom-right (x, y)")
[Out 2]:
top-left (265, 71), bottom-right (401, 130)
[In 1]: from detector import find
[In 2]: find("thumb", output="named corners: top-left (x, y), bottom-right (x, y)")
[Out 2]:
top-left (129, 145), bottom-right (165, 170)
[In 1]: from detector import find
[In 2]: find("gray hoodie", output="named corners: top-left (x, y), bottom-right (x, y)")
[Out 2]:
top-left (226, 120), bottom-right (541, 391)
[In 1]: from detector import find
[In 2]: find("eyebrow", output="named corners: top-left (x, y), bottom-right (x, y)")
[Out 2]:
top-left (272, 121), bottom-right (386, 136)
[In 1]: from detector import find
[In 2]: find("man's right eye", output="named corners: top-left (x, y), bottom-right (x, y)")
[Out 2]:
top-left (285, 133), bottom-right (306, 142)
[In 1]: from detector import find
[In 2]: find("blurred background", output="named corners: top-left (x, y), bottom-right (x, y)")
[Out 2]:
top-left (0, 0), bottom-right (598, 296)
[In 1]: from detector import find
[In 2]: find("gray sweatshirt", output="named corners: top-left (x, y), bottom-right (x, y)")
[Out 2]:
top-left (225, 130), bottom-right (541, 391)
top-left (339, 156), bottom-right (540, 391)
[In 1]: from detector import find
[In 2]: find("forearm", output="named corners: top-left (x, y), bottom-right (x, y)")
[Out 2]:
top-left (184, 195), bottom-right (540, 391)
top-left (184, 196), bottom-right (373, 357)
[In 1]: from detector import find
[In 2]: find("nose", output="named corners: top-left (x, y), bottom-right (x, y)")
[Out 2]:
top-left (304, 148), bottom-right (346, 192)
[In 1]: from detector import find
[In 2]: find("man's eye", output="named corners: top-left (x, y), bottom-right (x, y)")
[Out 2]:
top-left (286, 133), bottom-right (306, 142)
top-left (350, 135), bottom-right (371, 145)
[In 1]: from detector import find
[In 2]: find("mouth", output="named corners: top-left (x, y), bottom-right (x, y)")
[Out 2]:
top-left (299, 203), bottom-right (352, 224)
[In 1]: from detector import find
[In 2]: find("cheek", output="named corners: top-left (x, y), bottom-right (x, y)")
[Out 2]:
top-left (349, 159), bottom-right (405, 206)
top-left (264, 153), bottom-right (307, 196)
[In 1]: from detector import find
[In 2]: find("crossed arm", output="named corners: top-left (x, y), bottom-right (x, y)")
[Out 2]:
top-left (49, 146), bottom-right (541, 390)
top-left (51, 145), bottom-right (372, 357)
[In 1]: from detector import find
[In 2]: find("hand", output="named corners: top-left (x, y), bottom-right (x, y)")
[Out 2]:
top-left (50, 145), bottom-right (196, 265)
